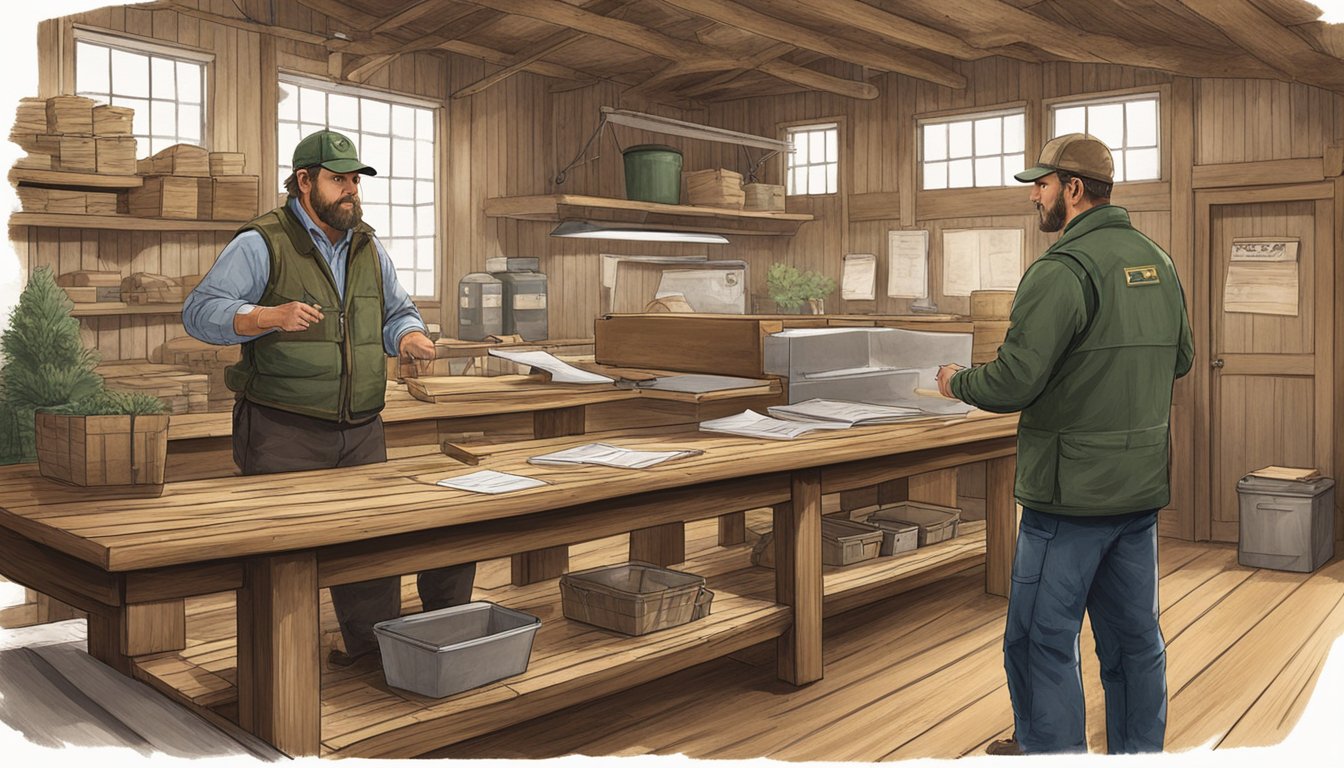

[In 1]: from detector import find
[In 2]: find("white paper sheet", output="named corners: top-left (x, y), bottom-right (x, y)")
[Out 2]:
top-left (841, 253), bottom-right (877, 300)
top-left (887, 230), bottom-right (929, 298)
top-left (528, 442), bottom-right (703, 469)
top-left (488, 349), bottom-right (615, 384)
top-left (767, 399), bottom-right (924, 426)
top-left (436, 470), bottom-right (548, 494)
top-left (698, 410), bottom-right (852, 440)
top-left (644, 374), bottom-right (771, 393)
top-left (941, 228), bottom-right (1024, 296)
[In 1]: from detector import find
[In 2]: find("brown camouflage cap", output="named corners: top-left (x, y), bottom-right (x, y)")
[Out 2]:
top-left (1014, 133), bottom-right (1114, 184)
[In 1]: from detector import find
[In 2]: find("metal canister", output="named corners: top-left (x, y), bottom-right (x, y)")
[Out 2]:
top-left (457, 272), bottom-right (503, 341)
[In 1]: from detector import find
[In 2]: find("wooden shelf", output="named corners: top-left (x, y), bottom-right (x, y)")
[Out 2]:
top-left (484, 194), bottom-right (813, 236)
top-left (71, 302), bottom-right (183, 317)
top-left (9, 168), bottom-right (145, 189)
top-left (10, 212), bottom-right (246, 231)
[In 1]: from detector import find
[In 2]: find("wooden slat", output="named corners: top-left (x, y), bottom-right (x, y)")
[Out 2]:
top-left (847, 191), bottom-right (901, 221)
top-left (1191, 158), bottom-right (1326, 188)
top-left (10, 213), bottom-right (247, 231)
top-left (0, 523), bottom-right (121, 608)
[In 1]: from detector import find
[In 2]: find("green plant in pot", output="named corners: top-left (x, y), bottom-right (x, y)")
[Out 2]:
top-left (766, 263), bottom-right (837, 314)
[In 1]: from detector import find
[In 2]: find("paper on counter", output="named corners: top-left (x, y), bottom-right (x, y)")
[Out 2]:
top-left (644, 374), bottom-right (772, 393)
top-left (767, 399), bottom-right (924, 426)
top-left (488, 349), bottom-right (615, 384)
top-left (528, 442), bottom-right (703, 469)
top-left (436, 470), bottom-right (548, 494)
top-left (698, 410), bottom-right (851, 440)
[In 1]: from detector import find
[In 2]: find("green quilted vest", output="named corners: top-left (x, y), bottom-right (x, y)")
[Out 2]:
top-left (224, 204), bottom-right (387, 422)
top-left (1015, 205), bottom-right (1188, 515)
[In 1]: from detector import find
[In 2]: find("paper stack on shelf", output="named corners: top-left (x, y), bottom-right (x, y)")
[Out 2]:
top-left (698, 410), bottom-right (851, 440)
top-left (528, 442), bottom-right (703, 469)
top-left (766, 399), bottom-right (925, 426)
top-left (436, 470), bottom-right (547, 494)
top-left (488, 348), bottom-right (614, 384)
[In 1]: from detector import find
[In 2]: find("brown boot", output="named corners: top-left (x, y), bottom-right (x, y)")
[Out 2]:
top-left (985, 736), bottom-right (1024, 756)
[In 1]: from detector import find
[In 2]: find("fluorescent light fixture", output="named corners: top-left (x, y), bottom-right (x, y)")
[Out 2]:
top-left (550, 220), bottom-right (729, 244)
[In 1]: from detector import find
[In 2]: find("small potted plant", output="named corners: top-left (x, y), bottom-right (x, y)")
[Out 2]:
top-left (766, 263), bottom-right (837, 314)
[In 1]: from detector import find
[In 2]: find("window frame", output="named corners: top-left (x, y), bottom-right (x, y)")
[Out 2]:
top-left (1043, 85), bottom-right (1170, 185)
top-left (277, 72), bottom-right (442, 301)
top-left (915, 103), bottom-right (1029, 191)
top-left (779, 118), bottom-right (844, 197)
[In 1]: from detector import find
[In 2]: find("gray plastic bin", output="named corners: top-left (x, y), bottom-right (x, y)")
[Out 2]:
top-left (1237, 474), bottom-right (1335, 573)
top-left (867, 501), bottom-right (961, 546)
top-left (863, 517), bottom-right (920, 556)
top-left (373, 601), bottom-right (541, 698)
top-left (821, 517), bottom-right (884, 565)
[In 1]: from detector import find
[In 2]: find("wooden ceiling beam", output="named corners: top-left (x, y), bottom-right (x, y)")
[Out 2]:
top-left (465, 0), bottom-right (878, 98)
top-left (438, 39), bottom-right (636, 87)
top-left (652, 0), bottom-right (966, 88)
top-left (738, 0), bottom-right (992, 60)
top-left (1179, 0), bottom-right (1344, 90)
top-left (289, 0), bottom-right (380, 32)
top-left (161, 0), bottom-right (330, 45)
top-left (371, 0), bottom-right (464, 35)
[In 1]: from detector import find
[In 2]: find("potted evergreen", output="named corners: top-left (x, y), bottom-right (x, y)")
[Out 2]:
top-left (766, 263), bottom-right (837, 314)
top-left (0, 267), bottom-right (169, 488)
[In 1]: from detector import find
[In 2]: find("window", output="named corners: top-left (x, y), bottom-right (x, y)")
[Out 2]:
top-left (785, 123), bottom-right (838, 195)
top-left (920, 109), bottom-right (1025, 190)
top-left (74, 35), bottom-right (209, 155)
top-left (1050, 93), bottom-right (1159, 182)
top-left (279, 76), bottom-right (438, 297)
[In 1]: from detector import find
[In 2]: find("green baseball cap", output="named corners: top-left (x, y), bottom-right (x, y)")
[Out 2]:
top-left (1014, 132), bottom-right (1114, 184)
top-left (292, 130), bottom-right (378, 176)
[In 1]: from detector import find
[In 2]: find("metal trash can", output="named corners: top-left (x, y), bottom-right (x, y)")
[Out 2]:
top-left (1237, 474), bottom-right (1334, 573)
top-left (373, 601), bottom-right (541, 698)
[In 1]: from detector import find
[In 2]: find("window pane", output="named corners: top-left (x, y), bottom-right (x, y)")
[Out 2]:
top-left (299, 88), bottom-right (325, 123)
top-left (111, 96), bottom-right (149, 137)
top-left (416, 238), bottom-right (435, 271)
top-left (391, 104), bottom-right (416, 138)
top-left (1087, 103), bottom-right (1124, 148)
top-left (923, 123), bottom-right (946, 162)
top-left (948, 121), bottom-right (972, 158)
top-left (392, 138), bottom-right (415, 177)
top-left (329, 94), bottom-right (359, 131)
top-left (793, 134), bottom-right (809, 165)
top-left (361, 100), bottom-right (390, 135)
top-left (1004, 154), bottom-right (1026, 183)
top-left (278, 123), bottom-right (302, 169)
top-left (416, 140), bottom-right (435, 178)
top-left (76, 42), bottom-right (109, 94)
top-left (415, 180), bottom-right (434, 204)
top-left (808, 167), bottom-right (827, 194)
top-left (415, 108), bottom-right (433, 141)
top-left (392, 205), bottom-right (414, 234)
top-left (826, 163), bottom-right (838, 193)
top-left (278, 82), bottom-right (299, 121)
top-left (1126, 99), bottom-right (1158, 147)
top-left (357, 134), bottom-right (388, 177)
top-left (111, 49), bottom-right (148, 98)
top-left (177, 61), bottom-right (201, 104)
top-left (178, 104), bottom-right (201, 142)
top-left (1126, 147), bottom-right (1159, 180)
top-left (396, 268), bottom-right (414, 287)
top-left (1054, 106), bottom-right (1085, 136)
top-left (948, 158), bottom-right (973, 188)
top-left (415, 205), bottom-right (435, 237)
top-left (151, 100), bottom-right (176, 138)
top-left (826, 130), bottom-right (838, 162)
top-left (300, 122), bottom-right (325, 142)
top-left (1003, 113), bottom-right (1025, 153)
top-left (151, 57), bottom-right (175, 99)
top-left (150, 136), bottom-right (173, 155)
top-left (809, 131), bottom-right (825, 163)
top-left (391, 178), bottom-right (415, 201)
top-left (975, 156), bottom-right (1002, 187)
top-left (923, 161), bottom-right (947, 190)
top-left (363, 203), bottom-right (389, 233)
top-left (361, 176), bottom-right (389, 203)
top-left (974, 118), bottom-right (1001, 155)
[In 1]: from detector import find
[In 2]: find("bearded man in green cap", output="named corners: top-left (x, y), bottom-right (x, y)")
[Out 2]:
top-left (184, 130), bottom-right (476, 667)
top-left (935, 133), bottom-right (1194, 755)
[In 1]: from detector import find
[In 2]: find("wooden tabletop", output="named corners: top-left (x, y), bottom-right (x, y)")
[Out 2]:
top-left (0, 413), bottom-right (1018, 573)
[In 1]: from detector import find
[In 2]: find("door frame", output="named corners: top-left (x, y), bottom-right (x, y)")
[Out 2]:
top-left (1193, 181), bottom-right (1335, 542)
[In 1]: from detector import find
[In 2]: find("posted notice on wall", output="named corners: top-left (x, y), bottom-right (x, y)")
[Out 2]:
top-left (942, 229), bottom-right (1024, 297)
top-left (1224, 237), bottom-right (1299, 316)
top-left (841, 253), bottom-right (877, 300)
top-left (887, 230), bottom-right (929, 298)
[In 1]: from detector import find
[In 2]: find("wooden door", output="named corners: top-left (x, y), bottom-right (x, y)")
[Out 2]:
top-left (1199, 185), bottom-right (1335, 542)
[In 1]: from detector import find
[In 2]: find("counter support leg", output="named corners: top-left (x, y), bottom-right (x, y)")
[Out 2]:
top-left (986, 455), bottom-right (1017, 598)
top-left (510, 405), bottom-right (588, 585)
top-left (775, 468), bottom-right (823, 686)
top-left (630, 522), bottom-right (685, 566)
top-left (87, 599), bottom-right (186, 675)
top-left (717, 512), bottom-right (746, 546)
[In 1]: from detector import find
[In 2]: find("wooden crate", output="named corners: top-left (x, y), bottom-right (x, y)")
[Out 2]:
top-left (684, 169), bottom-right (744, 208)
top-left (137, 143), bottom-right (209, 176)
top-left (54, 136), bottom-right (97, 173)
top-left (129, 175), bottom-right (200, 219)
top-left (12, 97), bottom-right (47, 136)
top-left (98, 362), bottom-right (211, 415)
top-left (594, 315), bottom-right (782, 377)
top-left (85, 191), bottom-right (119, 215)
top-left (969, 290), bottom-right (1014, 320)
top-left (57, 270), bottom-right (122, 287)
top-left (16, 187), bottom-right (48, 212)
top-left (61, 286), bottom-right (98, 303)
top-left (972, 320), bottom-right (1010, 364)
top-left (208, 152), bottom-right (245, 175)
top-left (96, 136), bottom-right (138, 174)
top-left (206, 175), bottom-right (259, 220)
top-left (92, 104), bottom-right (134, 136)
top-left (120, 272), bottom-right (184, 304)
top-left (743, 183), bottom-right (785, 212)
top-left (35, 411), bottom-right (169, 488)
top-left (44, 95), bottom-right (96, 136)
top-left (45, 189), bottom-right (88, 214)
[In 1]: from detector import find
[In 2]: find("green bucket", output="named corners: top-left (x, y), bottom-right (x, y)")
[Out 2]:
top-left (622, 144), bottom-right (683, 205)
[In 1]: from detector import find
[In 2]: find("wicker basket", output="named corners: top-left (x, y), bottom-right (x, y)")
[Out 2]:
top-left (559, 562), bottom-right (711, 636)
top-left (35, 412), bottom-right (169, 488)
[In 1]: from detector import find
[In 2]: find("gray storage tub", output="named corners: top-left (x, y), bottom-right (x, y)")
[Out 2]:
top-left (867, 501), bottom-right (961, 546)
top-left (821, 517), bottom-right (884, 565)
top-left (1237, 474), bottom-right (1335, 573)
top-left (863, 517), bottom-right (920, 556)
top-left (373, 601), bottom-right (541, 698)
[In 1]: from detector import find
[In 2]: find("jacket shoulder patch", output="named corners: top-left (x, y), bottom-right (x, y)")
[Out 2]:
top-left (1124, 265), bottom-right (1160, 286)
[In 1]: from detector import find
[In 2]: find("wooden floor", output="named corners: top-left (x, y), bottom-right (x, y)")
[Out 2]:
top-left (3, 511), bottom-right (1343, 759)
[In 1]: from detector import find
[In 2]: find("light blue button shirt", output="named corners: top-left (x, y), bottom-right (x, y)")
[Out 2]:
top-left (181, 197), bottom-right (426, 356)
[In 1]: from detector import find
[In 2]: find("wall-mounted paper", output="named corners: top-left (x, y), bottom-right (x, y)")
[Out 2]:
top-left (941, 228), bottom-right (1024, 296)
top-left (841, 253), bottom-right (877, 300)
top-left (1224, 237), bottom-right (1300, 316)
top-left (887, 230), bottom-right (929, 298)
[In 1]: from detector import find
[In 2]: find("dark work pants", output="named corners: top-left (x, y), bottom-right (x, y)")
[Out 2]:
top-left (1005, 507), bottom-right (1167, 754)
top-left (233, 398), bottom-right (476, 657)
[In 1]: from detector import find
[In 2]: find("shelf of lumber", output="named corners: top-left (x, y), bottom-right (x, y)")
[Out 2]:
top-left (9, 168), bottom-right (146, 188)
top-left (10, 212), bottom-right (246, 231)
top-left (483, 194), bottom-right (813, 236)
top-left (70, 301), bottom-right (185, 317)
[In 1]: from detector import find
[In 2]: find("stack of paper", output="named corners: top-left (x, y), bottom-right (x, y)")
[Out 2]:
top-left (436, 470), bottom-right (548, 494)
top-left (488, 349), bottom-right (615, 384)
top-left (767, 399), bottom-right (925, 426)
top-left (528, 442), bottom-right (703, 469)
top-left (698, 410), bottom-right (851, 440)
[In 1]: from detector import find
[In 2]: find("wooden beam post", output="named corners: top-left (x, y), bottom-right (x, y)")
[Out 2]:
top-left (985, 455), bottom-right (1017, 598)
top-left (717, 511), bottom-right (746, 546)
top-left (510, 405), bottom-right (589, 586)
top-left (774, 468), bottom-right (823, 686)
top-left (629, 522), bottom-right (686, 566)
top-left (86, 599), bottom-right (186, 673)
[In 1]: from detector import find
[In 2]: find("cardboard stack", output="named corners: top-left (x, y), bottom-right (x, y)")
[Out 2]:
top-left (95, 361), bottom-right (211, 415)
top-left (10, 96), bottom-right (138, 175)
top-left (163, 335), bottom-right (240, 412)
top-left (206, 152), bottom-right (258, 221)
top-left (93, 105), bottom-right (137, 174)
top-left (132, 145), bottom-right (258, 221)
top-left (17, 186), bottom-right (118, 214)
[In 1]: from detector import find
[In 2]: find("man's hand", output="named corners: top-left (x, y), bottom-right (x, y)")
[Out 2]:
top-left (399, 330), bottom-right (435, 361)
top-left (936, 363), bottom-right (965, 400)
top-left (234, 301), bottom-right (323, 336)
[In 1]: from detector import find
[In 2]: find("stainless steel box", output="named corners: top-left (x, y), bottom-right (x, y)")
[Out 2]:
top-left (1237, 474), bottom-right (1334, 573)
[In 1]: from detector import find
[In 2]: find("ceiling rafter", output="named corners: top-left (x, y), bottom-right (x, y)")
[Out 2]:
top-left (1178, 0), bottom-right (1344, 91)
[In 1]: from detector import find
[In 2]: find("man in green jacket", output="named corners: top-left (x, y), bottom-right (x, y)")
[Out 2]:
top-left (935, 134), bottom-right (1194, 755)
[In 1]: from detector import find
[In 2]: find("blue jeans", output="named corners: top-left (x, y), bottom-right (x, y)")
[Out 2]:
top-left (1004, 507), bottom-right (1167, 754)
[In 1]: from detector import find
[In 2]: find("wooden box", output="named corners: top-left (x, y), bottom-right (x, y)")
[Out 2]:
top-left (743, 182), bottom-right (785, 212)
top-left (120, 272), bottom-right (184, 304)
top-left (57, 270), bottom-right (122, 288)
top-left (98, 363), bottom-right (210, 415)
top-left (12, 97), bottom-right (47, 136)
top-left (92, 105), bottom-right (134, 136)
top-left (594, 314), bottom-right (782, 378)
top-left (972, 320), bottom-right (1011, 365)
top-left (16, 187), bottom-right (48, 212)
top-left (45, 189), bottom-right (88, 214)
top-left (84, 191), bottom-right (119, 215)
top-left (969, 290), bottom-right (1014, 320)
top-left (206, 175), bottom-right (259, 220)
top-left (137, 144), bottom-right (209, 177)
top-left (35, 411), bottom-right (169, 488)
top-left (129, 175), bottom-right (200, 219)
top-left (61, 286), bottom-right (98, 303)
top-left (96, 137), bottom-right (138, 174)
top-left (684, 169), bottom-right (744, 209)
top-left (208, 152), bottom-right (246, 176)
top-left (44, 95), bottom-right (96, 136)
top-left (55, 136), bottom-right (97, 173)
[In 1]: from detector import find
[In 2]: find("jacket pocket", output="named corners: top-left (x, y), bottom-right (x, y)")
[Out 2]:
top-left (1014, 425), bottom-right (1059, 505)
top-left (1057, 425), bottom-right (1169, 509)
top-left (1012, 519), bottom-right (1057, 584)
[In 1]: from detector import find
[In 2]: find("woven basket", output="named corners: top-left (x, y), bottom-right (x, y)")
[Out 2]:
top-left (560, 563), bottom-right (711, 636)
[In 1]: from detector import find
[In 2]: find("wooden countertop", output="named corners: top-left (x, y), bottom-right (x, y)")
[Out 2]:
top-left (0, 413), bottom-right (1017, 572)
